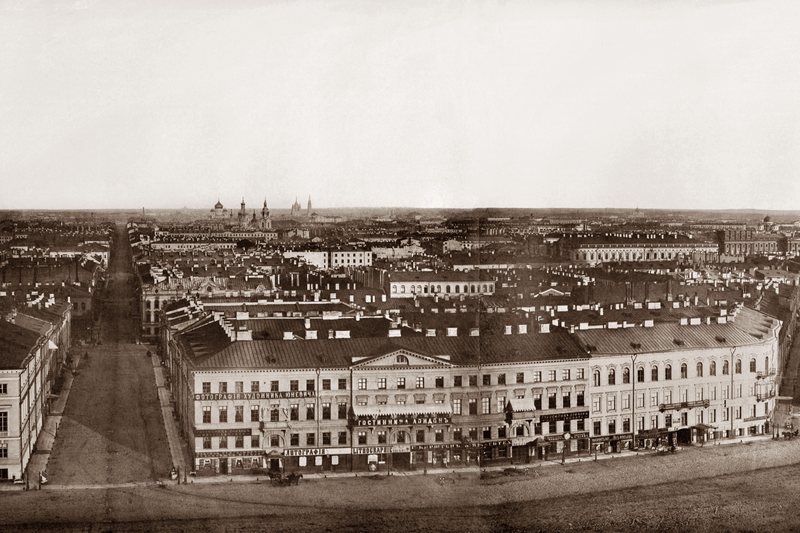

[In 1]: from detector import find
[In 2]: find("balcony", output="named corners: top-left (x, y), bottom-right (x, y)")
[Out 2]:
top-left (658, 399), bottom-right (710, 412)
top-left (756, 390), bottom-right (776, 401)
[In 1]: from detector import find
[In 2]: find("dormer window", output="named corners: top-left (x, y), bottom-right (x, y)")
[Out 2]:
top-left (396, 354), bottom-right (409, 364)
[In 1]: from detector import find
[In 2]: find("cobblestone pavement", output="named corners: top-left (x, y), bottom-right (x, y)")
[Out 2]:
top-left (3, 435), bottom-right (800, 531)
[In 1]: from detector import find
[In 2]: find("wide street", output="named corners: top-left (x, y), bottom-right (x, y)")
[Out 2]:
top-left (45, 224), bottom-right (172, 486)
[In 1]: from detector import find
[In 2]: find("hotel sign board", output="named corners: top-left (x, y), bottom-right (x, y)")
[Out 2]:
top-left (354, 414), bottom-right (452, 427)
top-left (194, 391), bottom-right (315, 401)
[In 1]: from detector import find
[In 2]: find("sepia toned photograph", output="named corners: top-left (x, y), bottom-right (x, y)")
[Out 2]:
top-left (2, 0), bottom-right (800, 531)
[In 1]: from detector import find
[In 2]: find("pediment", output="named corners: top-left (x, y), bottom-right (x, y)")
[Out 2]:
top-left (351, 348), bottom-right (452, 369)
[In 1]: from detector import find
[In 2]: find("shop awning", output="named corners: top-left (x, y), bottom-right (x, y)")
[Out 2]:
top-left (351, 404), bottom-right (452, 418)
top-left (506, 397), bottom-right (537, 413)
top-left (693, 424), bottom-right (715, 431)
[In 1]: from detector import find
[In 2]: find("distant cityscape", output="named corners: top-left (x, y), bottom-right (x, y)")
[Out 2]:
top-left (2, 201), bottom-right (799, 485)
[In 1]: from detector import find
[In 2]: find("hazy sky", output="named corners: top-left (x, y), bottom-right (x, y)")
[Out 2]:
top-left (2, 0), bottom-right (800, 210)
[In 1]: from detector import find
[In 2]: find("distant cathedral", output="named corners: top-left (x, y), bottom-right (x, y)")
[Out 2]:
top-left (210, 198), bottom-right (272, 229)
top-left (290, 196), bottom-right (312, 219)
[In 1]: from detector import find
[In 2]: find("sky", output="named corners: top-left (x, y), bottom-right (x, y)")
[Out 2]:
top-left (1, 0), bottom-right (800, 211)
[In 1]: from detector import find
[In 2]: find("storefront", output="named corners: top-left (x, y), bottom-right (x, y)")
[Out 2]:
top-left (195, 450), bottom-right (266, 475)
top-left (590, 432), bottom-right (633, 454)
top-left (510, 436), bottom-right (537, 464)
top-left (637, 428), bottom-right (674, 448)
top-left (283, 447), bottom-right (352, 472)
top-left (480, 439), bottom-right (513, 464)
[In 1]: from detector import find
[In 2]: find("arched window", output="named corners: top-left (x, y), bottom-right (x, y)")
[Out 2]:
top-left (593, 370), bottom-right (601, 387)
top-left (423, 286), bottom-right (428, 293)
top-left (710, 361), bottom-right (716, 376)
top-left (735, 360), bottom-right (742, 374)
top-left (637, 367), bottom-right (644, 383)
top-left (696, 362), bottom-right (703, 377)
top-left (396, 355), bottom-right (409, 364)
top-left (463, 284), bottom-right (468, 293)
top-left (665, 365), bottom-right (672, 380)
top-left (749, 359), bottom-right (756, 372)
top-left (608, 369), bottom-right (616, 385)
top-left (400, 285), bottom-right (406, 294)
top-left (651, 366), bottom-right (658, 382)
top-left (680, 363), bottom-right (688, 379)
top-left (446, 285), bottom-right (451, 293)
top-left (722, 360), bottom-right (729, 375)
top-left (623, 367), bottom-right (630, 384)
top-left (471, 285), bottom-right (476, 293)
top-left (392, 285), bottom-right (397, 293)
top-left (454, 285), bottom-right (459, 293)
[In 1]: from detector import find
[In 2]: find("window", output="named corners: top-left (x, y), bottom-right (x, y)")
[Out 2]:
top-left (636, 393), bottom-right (644, 408)
top-left (251, 381), bottom-right (259, 393)
top-left (548, 370), bottom-right (557, 382)
top-left (290, 380), bottom-right (298, 391)
top-left (665, 365), bottom-right (672, 380)
top-left (468, 398), bottom-right (478, 415)
top-left (665, 414), bottom-right (673, 427)
top-left (697, 362), bottom-right (703, 377)
top-left (219, 436), bottom-right (228, 449)
top-left (270, 435), bottom-right (280, 447)
top-left (723, 361), bottom-right (729, 375)
top-left (482, 397), bottom-right (490, 414)
top-left (516, 372), bottom-right (525, 384)
top-left (637, 367), bottom-right (644, 383)
top-left (534, 393), bottom-right (542, 410)
top-left (397, 377), bottom-right (406, 389)
top-left (710, 361), bottom-right (717, 376)
top-left (593, 370), bottom-right (601, 387)
top-left (290, 434), bottom-right (299, 446)
top-left (483, 426), bottom-right (492, 439)
top-left (338, 432), bottom-right (348, 445)
top-left (416, 430), bottom-right (426, 443)
top-left (435, 429), bottom-right (444, 442)
top-left (202, 382), bottom-right (211, 393)
top-left (250, 406), bottom-right (259, 422)
top-left (453, 399), bottom-right (462, 415)
top-left (623, 418), bottom-right (630, 433)
top-left (576, 368), bottom-right (585, 380)
top-left (358, 378), bottom-right (367, 390)
top-left (593, 420), bottom-right (602, 435)
top-left (735, 360), bottom-right (742, 374)
top-left (497, 395), bottom-right (506, 412)
top-left (271, 380), bottom-right (279, 392)
top-left (358, 432), bottom-right (367, 445)
top-left (436, 376), bottom-right (445, 388)
top-left (622, 368), bottom-right (630, 384)
top-left (235, 435), bottom-right (244, 448)
top-left (592, 396), bottom-right (601, 413)
top-left (650, 391), bottom-right (659, 407)
top-left (306, 405), bottom-right (315, 420)
top-left (290, 404), bottom-right (299, 421)
top-left (202, 406), bottom-right (211, 423)
top-left (219, 382), bottom-right (228, 393)
top-left (469, 375), bottom-right (478, 387)
top-left (235, 381), bottom-right (243, 393)
top-left (320, 403), bottom-right (330, 420)
top-left (319, 432), bottom-right (330, 446)
top-left (378, 378), bottom-right (387, 390)
top-left (607, 420), bottom-right (616, 434)
top-left (307, 379), bottom-right (315, 391)
top-left (454, 376), bottom-right (462, 387)
top-left (397, 431), bottom-right (407, 443)
top-left (651, 366), bottom-right (658, 382)
top-left (337, 402), bottom-right (347, 419)
top-left (322, 379), bottom-right (331, 390)
top-left (533, 371), bottom-right (542, 383)
top-left (562, 369), bottom-right (571, 381)
top-left (548, 392), bottom-right (557, 409)
top-left (270, 407), bottom-right (279, 422)
top-left (203, 436), bottom-right (211, 449)
top-left (608, 369), bottom-right (615, 385)
top-left (338, 378), bottom-right (347, 390)
top-left (498, 373), bottom-right (506, 385)
top-left (482, 375), bottom-right (491, 386)
top-left (218, 406), bottom-right (228, 423)
top-left (416, 377), bottom-right (425, 389)
top-left (234, 406), bottom-right (243, 423)
top-left (562, 392), bottom-right (571, 408)
top-left (377, 430), bottom-right (387, 444)
top-left (680, 363), bottom-right (688, 379)
top-left (607, 395), bottom-right (616, 411)
top-left (576, 392), bottom-right (584, 407)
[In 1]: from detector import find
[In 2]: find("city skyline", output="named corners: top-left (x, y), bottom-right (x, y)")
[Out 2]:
top-left (3, 0), bottom-right (800, 211)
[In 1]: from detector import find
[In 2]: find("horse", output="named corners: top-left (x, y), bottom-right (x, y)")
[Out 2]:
top-left (286, 472), bottom-right (303, 486)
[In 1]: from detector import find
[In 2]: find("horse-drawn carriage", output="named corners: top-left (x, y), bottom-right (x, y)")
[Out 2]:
top-left (268, 471), bottom-right (303, 486)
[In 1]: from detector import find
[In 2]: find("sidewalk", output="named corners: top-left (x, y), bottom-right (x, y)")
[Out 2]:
top-left (179, 433), bottom-right (774, 486)
top-left (20, 349), bottom-right (86, 490)
top-left (151, 354), bottom-right (190, 479)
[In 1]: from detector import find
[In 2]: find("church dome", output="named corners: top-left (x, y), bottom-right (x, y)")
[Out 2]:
top-left (214, 200), bottom-right (223, 209)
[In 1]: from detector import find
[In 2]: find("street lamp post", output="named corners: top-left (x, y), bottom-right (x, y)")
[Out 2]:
top-left (631, 354), bottom-right (638, 449)
top-left (562, 432), bottom-right (571, 464)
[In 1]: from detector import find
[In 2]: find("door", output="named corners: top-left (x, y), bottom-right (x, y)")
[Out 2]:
top-left (270, 459), bottom-right (280, 471)
top-left (219, 458), bottom-right (228, 474)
